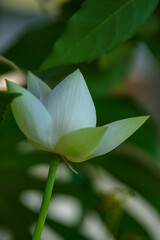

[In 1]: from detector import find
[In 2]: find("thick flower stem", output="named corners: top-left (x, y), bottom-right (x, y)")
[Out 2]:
top-left (32, 157), bottom-right (59, 240)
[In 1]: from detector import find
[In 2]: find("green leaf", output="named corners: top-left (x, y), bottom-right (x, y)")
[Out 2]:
top-left (0, 92), bottom-right (20, 125)
top-left (41, 0), bottom-right (158, 69)
top-left (55, 127), bottom-right (107, 162)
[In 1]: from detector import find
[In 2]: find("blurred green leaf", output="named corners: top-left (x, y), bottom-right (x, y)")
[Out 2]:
top-left (0, 92), bottom-right (20, 125)
top-left (41, 0), bottom-right (158, 69)
top-left (61, 0), bottom-right (85, 19)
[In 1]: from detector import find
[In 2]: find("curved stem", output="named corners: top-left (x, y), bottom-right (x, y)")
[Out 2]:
top-left (32, 157), bottom-right (59, 240)
top-left (0, 55), bottom-right (21, 72)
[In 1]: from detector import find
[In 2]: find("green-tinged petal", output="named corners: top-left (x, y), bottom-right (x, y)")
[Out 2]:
top-left (6, 80), bottom-right (54, 150)
top-left (28, 72), bottom-right (51, 100)
top-left (27, 138), bottom-right (50, 151)
top-left (92, 116), bottom-right (149, 156)
top-left (55, 126), bottom-right (107, 162)
top-left (44, 69), bottom-right (97, 144)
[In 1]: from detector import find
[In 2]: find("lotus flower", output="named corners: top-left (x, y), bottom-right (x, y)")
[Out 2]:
top-left (6, 70), bottom-right (148, 163)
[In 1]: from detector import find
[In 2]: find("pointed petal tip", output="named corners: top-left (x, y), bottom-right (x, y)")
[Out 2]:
top-left (5, 78), bottom-right (9, 84)
top-left (28, 71), bottom-right (36, 82)
top-left (69, 69), bottom-right (87, 87)
top-left (28, 71), bottom-right (33, 78)
top-left (92, 115), bottom-right (150, 157)
top-left (135, 115), bottom-right (150, 123)
top-left (5, 79), bottom-right (11, 85)
top-left (144, 115), bottom-right (150, 120)
top-left (74, 68), bottom-right (80, 72)
top-left (28, 72), bottom-right (33, 85)
top-left (5, 79), bottom-right (18, 92)
top-left (71, 69), bottom-right (83, 78)
top-left (75, 68), bottom-right (80, 73)
top-left (27, 71), bottom-right (51, 99)
top-left (5, 79), bottom-right (10, 91)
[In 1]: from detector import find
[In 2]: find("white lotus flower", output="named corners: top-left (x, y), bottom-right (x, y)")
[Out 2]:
top-left (6, 70), bottom-right (148, 163)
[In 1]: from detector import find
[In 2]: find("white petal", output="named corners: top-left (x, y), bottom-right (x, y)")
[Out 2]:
top-left (92, 116), bottom-right (149, 156)
top-left (7, 80), bottom-right (54, 150)
top-left (28, 72), bottom-right (51, 100)
top-left (44, 69), bottom-right (96, 143)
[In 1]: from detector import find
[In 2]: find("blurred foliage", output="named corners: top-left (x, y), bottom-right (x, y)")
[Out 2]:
top-left (4, 21), bottom-right (65, 70)
top-left (0, 93), bottom-right (21, 125)
top-left (1, 0), bottom-right (160, 240)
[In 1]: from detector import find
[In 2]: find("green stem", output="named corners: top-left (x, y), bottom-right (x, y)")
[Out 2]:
top-left (32, 157), bottom-right (59, 240)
